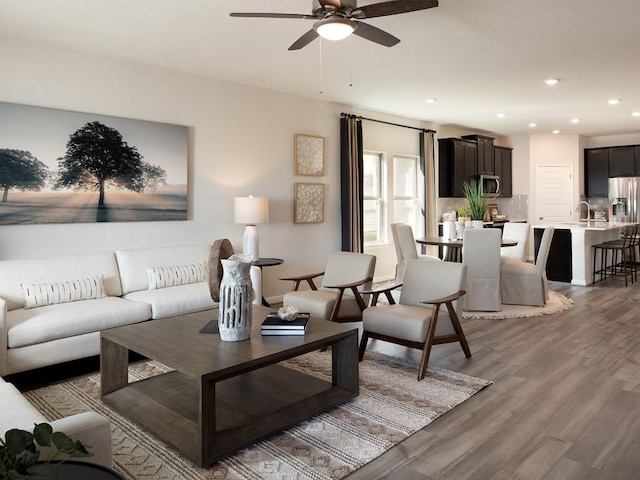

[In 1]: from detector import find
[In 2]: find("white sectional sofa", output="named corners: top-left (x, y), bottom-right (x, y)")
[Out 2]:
top-left (0, 241), bottom-right (262, 468)
top-left (0, 241), bottom-right (262, 376)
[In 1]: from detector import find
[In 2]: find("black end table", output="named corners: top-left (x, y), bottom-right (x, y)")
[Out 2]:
top-left (252, 257), bottom-right (284, 306)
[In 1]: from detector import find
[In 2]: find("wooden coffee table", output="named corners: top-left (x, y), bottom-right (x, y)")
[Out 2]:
top-left (100, 306), bottom-right (359, 467)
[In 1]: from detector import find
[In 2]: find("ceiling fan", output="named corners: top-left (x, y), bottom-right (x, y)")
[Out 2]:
top-left (230, 0), bottom-right (439, 51)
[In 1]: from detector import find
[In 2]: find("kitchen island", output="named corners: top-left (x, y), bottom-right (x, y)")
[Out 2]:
top-left (532, 222), bottom-right (634, 286)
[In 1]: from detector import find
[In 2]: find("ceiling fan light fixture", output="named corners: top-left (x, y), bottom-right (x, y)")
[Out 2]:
top-left (314, 17), bottom-right (356, 41)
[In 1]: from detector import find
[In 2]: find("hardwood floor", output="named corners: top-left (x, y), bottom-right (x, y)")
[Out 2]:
top-left (348, 279), bottom-right (640, 480)
top-left (8, 278), bottom-right (640, 479)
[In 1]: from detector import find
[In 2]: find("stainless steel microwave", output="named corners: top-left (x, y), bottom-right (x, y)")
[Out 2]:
top-left (479, 175), bottom-right (500, 196)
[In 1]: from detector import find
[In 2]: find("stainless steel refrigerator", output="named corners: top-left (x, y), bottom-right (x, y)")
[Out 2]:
top-left (609, 177), bottom-right (640, 222)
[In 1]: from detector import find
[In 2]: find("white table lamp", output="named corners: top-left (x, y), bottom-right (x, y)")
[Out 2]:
top-left (234, 196), bottom-right (269, 262)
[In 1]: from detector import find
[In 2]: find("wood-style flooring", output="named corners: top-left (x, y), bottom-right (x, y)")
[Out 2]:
top-left (349, 279), bottom-right (640, 480)
top-left (8, 278), bottom-right (640, 479)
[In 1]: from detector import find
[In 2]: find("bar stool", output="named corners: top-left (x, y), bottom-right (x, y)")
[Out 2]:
top-left (592, 224), bottom-right (638, 286)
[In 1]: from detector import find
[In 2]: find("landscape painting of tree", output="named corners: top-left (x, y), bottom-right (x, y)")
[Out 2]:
top-left (0, 102), bottom-right (187, 224)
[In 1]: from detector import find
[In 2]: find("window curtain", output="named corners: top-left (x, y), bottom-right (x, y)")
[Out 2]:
top-left (420, 130), bottom-right (437, 254)
top-left (340, 115), bottom-right (364, 253)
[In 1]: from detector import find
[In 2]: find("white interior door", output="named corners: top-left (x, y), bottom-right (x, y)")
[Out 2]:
top-left (536, 165), bottom-right (573, 223)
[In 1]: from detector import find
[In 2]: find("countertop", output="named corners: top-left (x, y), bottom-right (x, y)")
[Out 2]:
top-left (531, 221), bottom-right (635, 231)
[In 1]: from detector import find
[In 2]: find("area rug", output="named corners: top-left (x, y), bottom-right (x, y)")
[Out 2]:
top-left (463, 290), bottom-right (574, 320)
top-left (23, 351), bottom-right (491, 480)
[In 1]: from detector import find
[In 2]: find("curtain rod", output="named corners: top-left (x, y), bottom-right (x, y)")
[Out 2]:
top-left (341, 112), bottom-right (436, 134)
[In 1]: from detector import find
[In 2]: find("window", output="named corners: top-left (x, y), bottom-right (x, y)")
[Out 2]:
top-left (363, 152), bottom-right (383, 244)
top-left (363, 152), bottom-right (421, 246)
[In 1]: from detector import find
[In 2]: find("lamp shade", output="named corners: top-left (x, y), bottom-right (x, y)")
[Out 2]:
top-left (234, 196), bottom-right (269, 225)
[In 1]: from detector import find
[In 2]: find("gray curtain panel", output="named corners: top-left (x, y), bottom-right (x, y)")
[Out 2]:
top-left (340, 115), bottom-right (364, 253)
top-left (420, 130), bottom-right (437, 255)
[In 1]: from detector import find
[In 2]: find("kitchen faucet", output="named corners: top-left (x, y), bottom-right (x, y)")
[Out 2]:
top-left (576, 201), bottom-right (591, 221)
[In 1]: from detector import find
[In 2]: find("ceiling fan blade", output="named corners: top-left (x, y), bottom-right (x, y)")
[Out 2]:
top-left (230, 12), bottom-right (316, 20)
top-left (358, 0), bottom-right (438, 19)
top-left (288, 29), bottom-right (320, 51)
top-left (352, 21), bottom-right (400, 47)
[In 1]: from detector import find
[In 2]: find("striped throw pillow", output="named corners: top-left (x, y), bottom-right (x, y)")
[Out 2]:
top-left (146, 261), bottom-right (207, 290)
top-left (22, 275), bottom-right (107, 309)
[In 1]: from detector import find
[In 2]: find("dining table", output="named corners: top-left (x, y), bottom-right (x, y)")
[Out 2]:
top-left (416, 236), bottom-right (518, 262)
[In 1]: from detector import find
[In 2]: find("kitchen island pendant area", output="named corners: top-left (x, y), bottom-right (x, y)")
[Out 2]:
top-left (533, 223), bottom-right (633, 286)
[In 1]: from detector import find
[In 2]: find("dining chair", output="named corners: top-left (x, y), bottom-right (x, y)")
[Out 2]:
top-left (500, 222), bottom-right (530, 264)
top-left (359, 259), bottom-right (471, 381)
top-left (391, 223), bottom-right (440, 283)
top-left (462, 228), bottom-right (502, 311)
top-left (500, 227), bottom-right (554, 307)
top-left (281, 252), bottom-right (376, 323)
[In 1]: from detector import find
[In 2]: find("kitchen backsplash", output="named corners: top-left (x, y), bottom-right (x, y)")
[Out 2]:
top-left (439, 194), bottom-right (529, 222)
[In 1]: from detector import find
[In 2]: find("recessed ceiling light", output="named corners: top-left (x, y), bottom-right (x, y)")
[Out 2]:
top-left (608, 98), bottom-right (621, 105)
top-left (632, 111), bottom-right (640, 117)
top-left (529, 123), bottom-right (537, 128)
top-left (425, 98), bottom-right (437, 104)
top-left (544, 78), bottom-right (560, 86)
top-left (497, 113), bottom-right (507, 118)
top-left (570, 118), bottom-right (581, 124)
top-left (552, 130), bottom-right (560, 134)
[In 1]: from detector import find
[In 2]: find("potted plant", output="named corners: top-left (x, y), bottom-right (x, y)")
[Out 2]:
top-left (0, 422), bottom-right (92, 479)
top-left (463, 180), bottom-right (488, 229)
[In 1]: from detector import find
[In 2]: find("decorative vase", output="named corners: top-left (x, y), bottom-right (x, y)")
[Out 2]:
top-left (218, 254), bottom-right (254, 341)
top-left (471, 220), bottom-right (485, 229)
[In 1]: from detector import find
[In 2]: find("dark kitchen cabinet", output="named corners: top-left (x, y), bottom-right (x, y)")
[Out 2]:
top-left (438, 138), bottom-right (477, 197)
top-left (494, 146), bottom-right (513, 198)
top-left (463, 134), bottom-right (495, 175)
top-left (609, 146), bottom-right (635, 177)
top-left (584, 148), bottom-right (609, 197)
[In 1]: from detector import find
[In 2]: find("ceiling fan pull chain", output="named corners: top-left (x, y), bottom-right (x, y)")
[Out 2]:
top-left (319, 38), bottom-right (323, 94)
top-left (349, 35), bottom-right (353, 87)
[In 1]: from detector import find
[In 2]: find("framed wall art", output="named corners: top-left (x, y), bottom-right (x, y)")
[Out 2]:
top-left (294, 133), bottom-right (325, 176)
top-left (0, 102), bottom-right (188, 225)
top-left (294, 182), bottom-right (325, 224)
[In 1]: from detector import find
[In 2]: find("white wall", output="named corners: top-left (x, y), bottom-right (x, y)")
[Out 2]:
top-left (586, 133), bottom-right (640, 148)
top-left (0, 38), bottom-right (354, 300)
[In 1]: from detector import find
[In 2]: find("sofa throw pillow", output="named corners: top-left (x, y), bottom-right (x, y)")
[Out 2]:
top-left (22, 275), bottom-right (107, 309)
top-left (147, 261), bottom-right (207, 290)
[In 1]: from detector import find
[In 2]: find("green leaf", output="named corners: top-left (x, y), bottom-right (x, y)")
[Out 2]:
top-left (32, 424), bottom-right (53, 449)
top-left (3, 430), bottom-right (33, 457)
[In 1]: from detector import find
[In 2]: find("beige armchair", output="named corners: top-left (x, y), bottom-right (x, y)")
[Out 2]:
top-left (462, 228), bottom-right (502, 312)
top-left (391, 223), bottom-right (440, 283)
top-left (359, 260), bottom-right (471, 380)
top-left (281, 252), bottom-right (376, 323)
top-left (500, 227), bottom-right (555, 307)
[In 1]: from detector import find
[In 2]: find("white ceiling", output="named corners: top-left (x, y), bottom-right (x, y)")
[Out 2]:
top-left (1, 0), bottom-right (639, 137)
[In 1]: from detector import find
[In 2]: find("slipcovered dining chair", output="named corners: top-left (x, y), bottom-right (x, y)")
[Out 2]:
top-left (281, 252), bottom-right (376, 323)
top-left (500, 227), bottom-right (554, 307)
top-left (359, 260), bottom-right (471, 380)
top-left (391, 223), bottom-right (440, 283)
top-left (500, 222), bottom-right (530, 264)
top-left (462, 228), bottom-right (502, 312)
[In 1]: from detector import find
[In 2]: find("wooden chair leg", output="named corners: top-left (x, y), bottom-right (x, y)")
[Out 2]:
top-left (358, 331), bottom-right (369, 361)
top-left (418, 306), bottom-right (440, 381)
top-left (445, 302), bottom-right (471, 358)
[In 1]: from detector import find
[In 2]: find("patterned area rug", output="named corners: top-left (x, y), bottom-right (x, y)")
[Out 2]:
top-left (463, 290), bottom-right (574, 320)
top-left (24, 351), bottom-right (491, 480)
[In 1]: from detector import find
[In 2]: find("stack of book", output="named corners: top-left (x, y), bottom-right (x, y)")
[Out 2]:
top-left (261, 313), bottom-right (310, 336)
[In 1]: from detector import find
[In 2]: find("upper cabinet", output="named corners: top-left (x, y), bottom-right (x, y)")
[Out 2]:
top-left (608, 146), bottom-right (635, 177)
top-left (462, 134), bottom-right (495, 175)
top-left (585, 145), bottom-right (640, 197)
top-left (438, 138), bottom-right (477, 197)
top-left (439, 135), bottom-right (513, 198)
top-left (584, 148), bottom-right (609, 197)
top-left (494, 146), bottom-right (513, 198)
